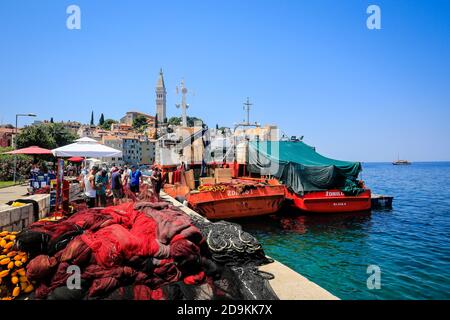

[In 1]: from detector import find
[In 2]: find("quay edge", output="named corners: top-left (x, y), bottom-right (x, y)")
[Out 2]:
top-left (160, 191), bottom-right (340, 300)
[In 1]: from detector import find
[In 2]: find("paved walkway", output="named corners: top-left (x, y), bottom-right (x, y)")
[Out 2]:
top-left (0, 184), bottom-right (29, 204)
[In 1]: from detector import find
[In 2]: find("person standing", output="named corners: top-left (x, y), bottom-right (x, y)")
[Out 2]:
top-left (111, 168), bottom-right (124, 205)
top-left (150, 166), bottom-right (163, 202)
top-left (83, 166), bottom-right (98, 208)
top-left (129, 165), bottom-right (143, 195)
top-left (95, 168), bottom-right (108, 207)
top-left (122, 165), bottom-right (130, 187)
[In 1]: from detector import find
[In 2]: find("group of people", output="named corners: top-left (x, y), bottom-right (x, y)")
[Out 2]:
top-left (29, 162), bottom-right (56, 178)
top-left (80, 164), bottom-right (163, 208)
top-left (65, 163), bottom-right (80, 177)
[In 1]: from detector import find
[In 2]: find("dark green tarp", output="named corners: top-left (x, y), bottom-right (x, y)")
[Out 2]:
top-left (248, 141), bottom-right (362, 195)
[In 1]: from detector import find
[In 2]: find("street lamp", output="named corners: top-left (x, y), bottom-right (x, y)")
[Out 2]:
top-left (13, 113), bottom-right (37, 183)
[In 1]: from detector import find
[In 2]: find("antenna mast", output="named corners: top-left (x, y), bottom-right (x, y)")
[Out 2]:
top-left (176, 79), bottom-right (189, 127)
top-left (243, 97), bottom-right (252, 125)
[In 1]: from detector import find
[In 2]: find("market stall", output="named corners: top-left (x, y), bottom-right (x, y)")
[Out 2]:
top-left (2, 146), bottom-right (54, 191)
top-left (51, 137), bottom-right (122, 213)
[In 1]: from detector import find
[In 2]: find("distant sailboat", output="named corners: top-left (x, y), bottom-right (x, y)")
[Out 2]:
top-left (393, 153), bottom-right (411, 165)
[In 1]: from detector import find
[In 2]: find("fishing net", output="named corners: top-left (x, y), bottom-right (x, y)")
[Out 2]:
top-left (188, 215), bottom-right (278, 300)
top-left (190, 216), bottom-right (272, 267)
top-left (16, 195), bottom-right (278, 300)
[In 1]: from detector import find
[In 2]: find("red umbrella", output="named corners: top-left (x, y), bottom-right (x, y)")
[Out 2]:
top-left (3, 146), bottom-right (53, 155)
top-left (67, 157), bottom-right (84, 162)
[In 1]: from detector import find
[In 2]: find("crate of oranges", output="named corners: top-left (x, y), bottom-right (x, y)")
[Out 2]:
top-left (0, 231), bottom-right (34, 300)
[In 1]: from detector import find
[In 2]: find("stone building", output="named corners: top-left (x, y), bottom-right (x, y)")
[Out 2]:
top-left (0, 127), bottom-right (15, 148)
top-left (101, 136), bottom-right (124, 166)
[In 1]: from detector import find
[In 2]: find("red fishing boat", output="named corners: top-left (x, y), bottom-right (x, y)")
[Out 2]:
top-left (286, 189), bottom-right (371, 213)
top-left (185, 180), bottom-right (285, 220)
top-left (248, 140), bottom-right (372, 214)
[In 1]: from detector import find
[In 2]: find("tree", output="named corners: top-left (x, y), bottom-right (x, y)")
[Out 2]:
top-left (168, 117), bottom-right (181, 126)
top-left (0, 147), bottom-right (32, 181)
top-left (132, 115), bottom-right (149, 132)
top-left (101, 119), bottom-right (117, 130)
top-left (98, 113), bottom-right (105, 126)
top-left (16, 125), bottom-right (55, 149)
top-left (187, 116), bottom-right (203, 127)
top-left (46, 123), bottom-right (77, 147)
top-left (16, 123), bottom-right (77, 149)
top-left (50, 117), bottom-right (54, 123)
top-left (216, 124), bottom-right (219, 130)
top-left (167, 116), bottom-right (203, 127)
top-left (90, 111), bottom-right (94, 126)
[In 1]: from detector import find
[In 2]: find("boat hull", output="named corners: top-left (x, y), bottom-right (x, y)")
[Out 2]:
top-left (287, 189), bottom-right (372, 213)
top-left (186, 185), bottom-right (285, 220)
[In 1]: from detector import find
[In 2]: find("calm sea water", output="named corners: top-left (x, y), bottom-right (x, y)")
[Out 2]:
top-left (239, 162), bottom-right (450, 299)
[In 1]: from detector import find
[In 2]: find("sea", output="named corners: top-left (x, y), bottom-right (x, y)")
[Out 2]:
top-left (239, 162), bottom-right (450, 300)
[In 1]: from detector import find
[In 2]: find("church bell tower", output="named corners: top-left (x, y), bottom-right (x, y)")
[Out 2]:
top-left (155, 68), bottom-right (167, 124)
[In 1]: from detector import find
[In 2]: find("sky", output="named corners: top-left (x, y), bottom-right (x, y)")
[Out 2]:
top-left (0, 0), bottom-right (449, 162)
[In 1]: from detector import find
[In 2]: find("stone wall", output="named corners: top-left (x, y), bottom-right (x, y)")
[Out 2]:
top-left (0, 194), bottom-right (50, 232)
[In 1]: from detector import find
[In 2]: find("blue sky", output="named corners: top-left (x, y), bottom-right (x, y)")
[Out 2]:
top-left (0, 0), bottom-right (449, 162)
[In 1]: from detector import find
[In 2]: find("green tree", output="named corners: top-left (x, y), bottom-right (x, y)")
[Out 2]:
top-left (101, 118), bottom-right (117, 130)
top-left (90, 111), bottom-right (94, 126)
top-left (16, 125), bottom-right (55, 149)
top-left (132, 115), bottom-right (149, 132)
top-left (187, 116), bottom-right (203, 127)
top-left (0, 147), bottom-right (33, 181)
top-left (167, 116), bottom-right (203, 127)
top-left (99, 113), bottom-right (105, 126)
top-left (168, 117), bottom-right (181, 126)
top-left (16, 123), bottom-right (76, 149)
top-left (50, 117), bottom-right (54, 123)
top-left (46, 123), bottom-right (77, 147)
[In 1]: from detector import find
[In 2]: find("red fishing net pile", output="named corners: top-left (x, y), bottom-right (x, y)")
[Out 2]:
top-left (17, 202), bottom-right (211, 300)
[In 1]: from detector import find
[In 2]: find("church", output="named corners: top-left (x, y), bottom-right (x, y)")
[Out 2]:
top-left (155, 68), bottom-right (167, 124)
top-left (118, 69), bottom-right (166, 127)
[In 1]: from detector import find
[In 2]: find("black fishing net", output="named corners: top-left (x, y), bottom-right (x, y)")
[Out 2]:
top-left (190, 216), bottom-right (272, 267)
top-left (16, 222), bottom-right (84, 257)
top-left (159, 266), bottom-right (278, 300)
top-left (189, 215), bottom-right (279, 300)
top-left (229, 267), bottom-right (278, 300)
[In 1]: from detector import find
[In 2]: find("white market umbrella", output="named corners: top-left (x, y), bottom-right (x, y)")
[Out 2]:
top-left (52, 137), bottom-right (122, 158)
top-left (75, 137), bottom-right (98, 143)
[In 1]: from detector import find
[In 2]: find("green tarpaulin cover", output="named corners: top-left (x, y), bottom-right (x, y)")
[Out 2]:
top-left (248, 141), bottom-right (362, 195)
